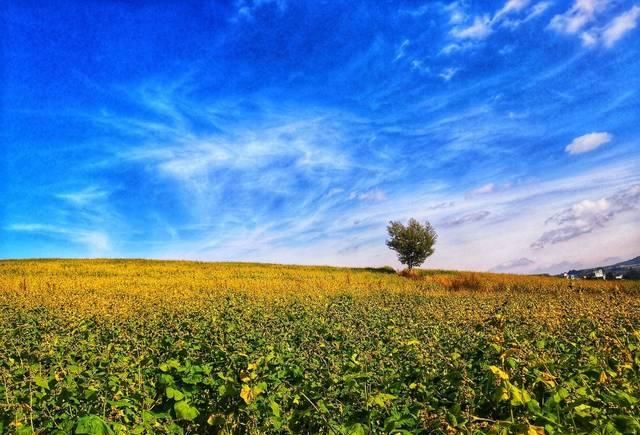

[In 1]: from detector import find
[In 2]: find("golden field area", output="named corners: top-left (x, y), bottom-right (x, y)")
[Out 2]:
top-left (1, 260), bottom-right (639, 434)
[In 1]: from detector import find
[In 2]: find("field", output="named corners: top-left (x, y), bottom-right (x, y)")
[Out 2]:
top-left (1, 260), bottom-right (639, 434)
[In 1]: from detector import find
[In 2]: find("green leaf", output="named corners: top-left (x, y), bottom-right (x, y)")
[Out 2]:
top-left (612, 415), bottom-right (640, 433)
top-left (75, 415), bottom-right (113, 435)
top-left (165, 387), bottom-right (184, 401)
top-left (158, 374), bottom-right (174, 386)
top-left (368, 392), bottom-right (397, 408)
top-left (527, 399), bottom-right (542, 414)
top-left (207, 414), bottom-right (225, 426)
top-left (317, 399), bottom-right (329, 413)
top-left (615, 391), bottom-right (638, 406)
top-left (489, 366), bottom-right (509, 381)
top-left (254, 381), bottom-right (267, 396)
top-left (509, 385), bottom-right (531, 406)
top-left (174, 400), bottom-right (198, 421)
top-left (346, 423), bottom-right (366, 435)
top-left (33, 375), bottom-right (49, 390)
top-left (159, 359), bottom-right (180, 372)
top-left (270, 400), bottom-right (281, 417)
top-left (573, 404), bottom-right (596, 418)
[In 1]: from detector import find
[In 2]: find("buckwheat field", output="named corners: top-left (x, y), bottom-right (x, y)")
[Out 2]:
top-left (1, 260), bottom-right (639, 434)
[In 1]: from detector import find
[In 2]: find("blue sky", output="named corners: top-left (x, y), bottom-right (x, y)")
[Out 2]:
top-left (2, 0), bottom-right (639, 273)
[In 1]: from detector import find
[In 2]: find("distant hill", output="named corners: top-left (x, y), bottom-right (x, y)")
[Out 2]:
top-left (567, 256), bottom-right (640, 279)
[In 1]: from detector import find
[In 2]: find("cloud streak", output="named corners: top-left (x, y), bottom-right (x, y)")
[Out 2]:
top-left (532, 184), bottom-right (640, 248)
top-left (549, 1), bottom-right (640, 48)
top-left (7, 224), bottom-right (111, 255)
top-left (490, 257), bottom-right (535, 272)
top-left (565, 132), bottom-right (612, 154)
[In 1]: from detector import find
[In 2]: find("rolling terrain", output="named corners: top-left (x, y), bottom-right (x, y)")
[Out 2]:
top-left (566, 256), bottom-right (640, 279)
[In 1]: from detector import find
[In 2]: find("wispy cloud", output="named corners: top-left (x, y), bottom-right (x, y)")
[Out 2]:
top-left (549, 0), bottom-right (609, 34)
top-left (531, 260), bottom-right (584, 275)
top-left (601, 5), bottom-right (640, 47)
top-left (490, 257), bottom-right (535, 272)
top-left (55, 186), bottom-right (110, 206)
top-left (349, 189), bottom-right (387, 201)
top-left (7, 224), bottom-right (111, 255)
top-left (444, 2), bottom-right (466, 25)
top-left (565, 132), bottom-right (612, 154)
top-left (493, 0), bottom-right (531, 23)
top-left (439, 67), bottom-right (460, 81)
top-left (440, 42), bottom-right (474, 55)
top-left (443, 210), bottom-right (491, 226)
top-left (394, 39), bottom-right (410, 61)
top-left (451, 16), bottom-right (493, 40)
top-left (233, 0), bottom-right (287, 22)
top-left (532, 184), bottom-right (640, 248)
top-left (472, 183), bottom-right (496, 195)
top-left (578, 6), bottom-right (640, 48)
top-left (548, 1), bottom-right (639, 48)
top-left (443, 0), bottom-right (551, 50)
top-left (410, 59), bottom-right (430, 74)
top-left (501, 2), bottom-right (552, 29)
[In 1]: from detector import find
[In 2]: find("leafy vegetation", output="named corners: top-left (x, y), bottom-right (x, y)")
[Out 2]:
top-left (1, 260), bottom-right (639, 434)
top-left (386, 219), bottom-right (437, 271)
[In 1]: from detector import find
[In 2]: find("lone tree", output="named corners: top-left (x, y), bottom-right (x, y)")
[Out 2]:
top-left (386, 218), bottom-right (437, 271)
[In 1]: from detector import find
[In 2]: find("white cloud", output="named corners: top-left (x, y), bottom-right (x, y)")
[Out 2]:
top-left (490, 257), bottom-right (535, 272)
top-left (394, 39), bottom-right (410, 61)
top-left (349, 189), bottom-right (387, 201)
top-left (444, 2), bottom-right (466, 24)
top-left (532, 184), bottom-right (640, 248)
top-left (571, 5), bottom-right (640, 48)
top-left (528, 1), bottom-right (553, 19)
top-left (531, 260), bottom-right (584, 275)
top-left (233, 0), bottom-right (287, 22)
top-left (565, 131), bottom-right (612, 154)
top-left (124, 117), bottom-right (353, 197)
top-left (440, 43), bottom-right (462, 55)
top-left (444, 0), bottom-right (550, 50)
top-left (549, 0), bottom-right (610, 34)
top-left (501, 1), bottom-right (552, 28)
top-left (410, 59), bottom-right (430, 74)
top-left (473, 183), bottom-right (495, 194)
top-left (439, 42), bottom-right (476, 55)
top-left (580, 30), bottom-right (599, 46)
top-left (451, 16), bottom-right (493, 39)
top-left (439, 67), bottom-right (460, 81)
top-left (443, 210), bottom-right (491, 226)
top-left (56, 186), bottom-right (110, 206)
top-left (601, 5), bottom-right (640, 47)
top-left (494, 0), bottom-right (531, 22)
top-left (7, 224), bottom-right (111, 254)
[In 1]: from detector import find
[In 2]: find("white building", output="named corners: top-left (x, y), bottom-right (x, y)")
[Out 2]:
top-left (593, 269), bottom-right (605, 280)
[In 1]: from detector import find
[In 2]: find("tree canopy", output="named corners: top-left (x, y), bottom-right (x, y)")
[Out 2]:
top-left (386, 218), bottom-right (437, 270)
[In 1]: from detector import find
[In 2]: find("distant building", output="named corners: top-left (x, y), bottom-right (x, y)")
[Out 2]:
top-left (593, 269), bottom-right (605, 280)
top-left (615, 274), bottom-right (624, 280)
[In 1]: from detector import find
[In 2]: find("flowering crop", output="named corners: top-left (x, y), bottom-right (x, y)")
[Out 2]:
top-left (1, 260), bottom-right (639, 434)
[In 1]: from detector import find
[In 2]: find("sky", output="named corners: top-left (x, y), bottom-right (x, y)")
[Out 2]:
top-left (2, 0), bottom-right (639, 274)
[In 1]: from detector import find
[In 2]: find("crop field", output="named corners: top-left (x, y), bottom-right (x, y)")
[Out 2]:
top-left (1, 260), bottom-right (639, 434)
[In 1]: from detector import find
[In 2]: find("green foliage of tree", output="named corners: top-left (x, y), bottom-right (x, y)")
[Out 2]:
top-left (386, 218), bottom-right (437, 270)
